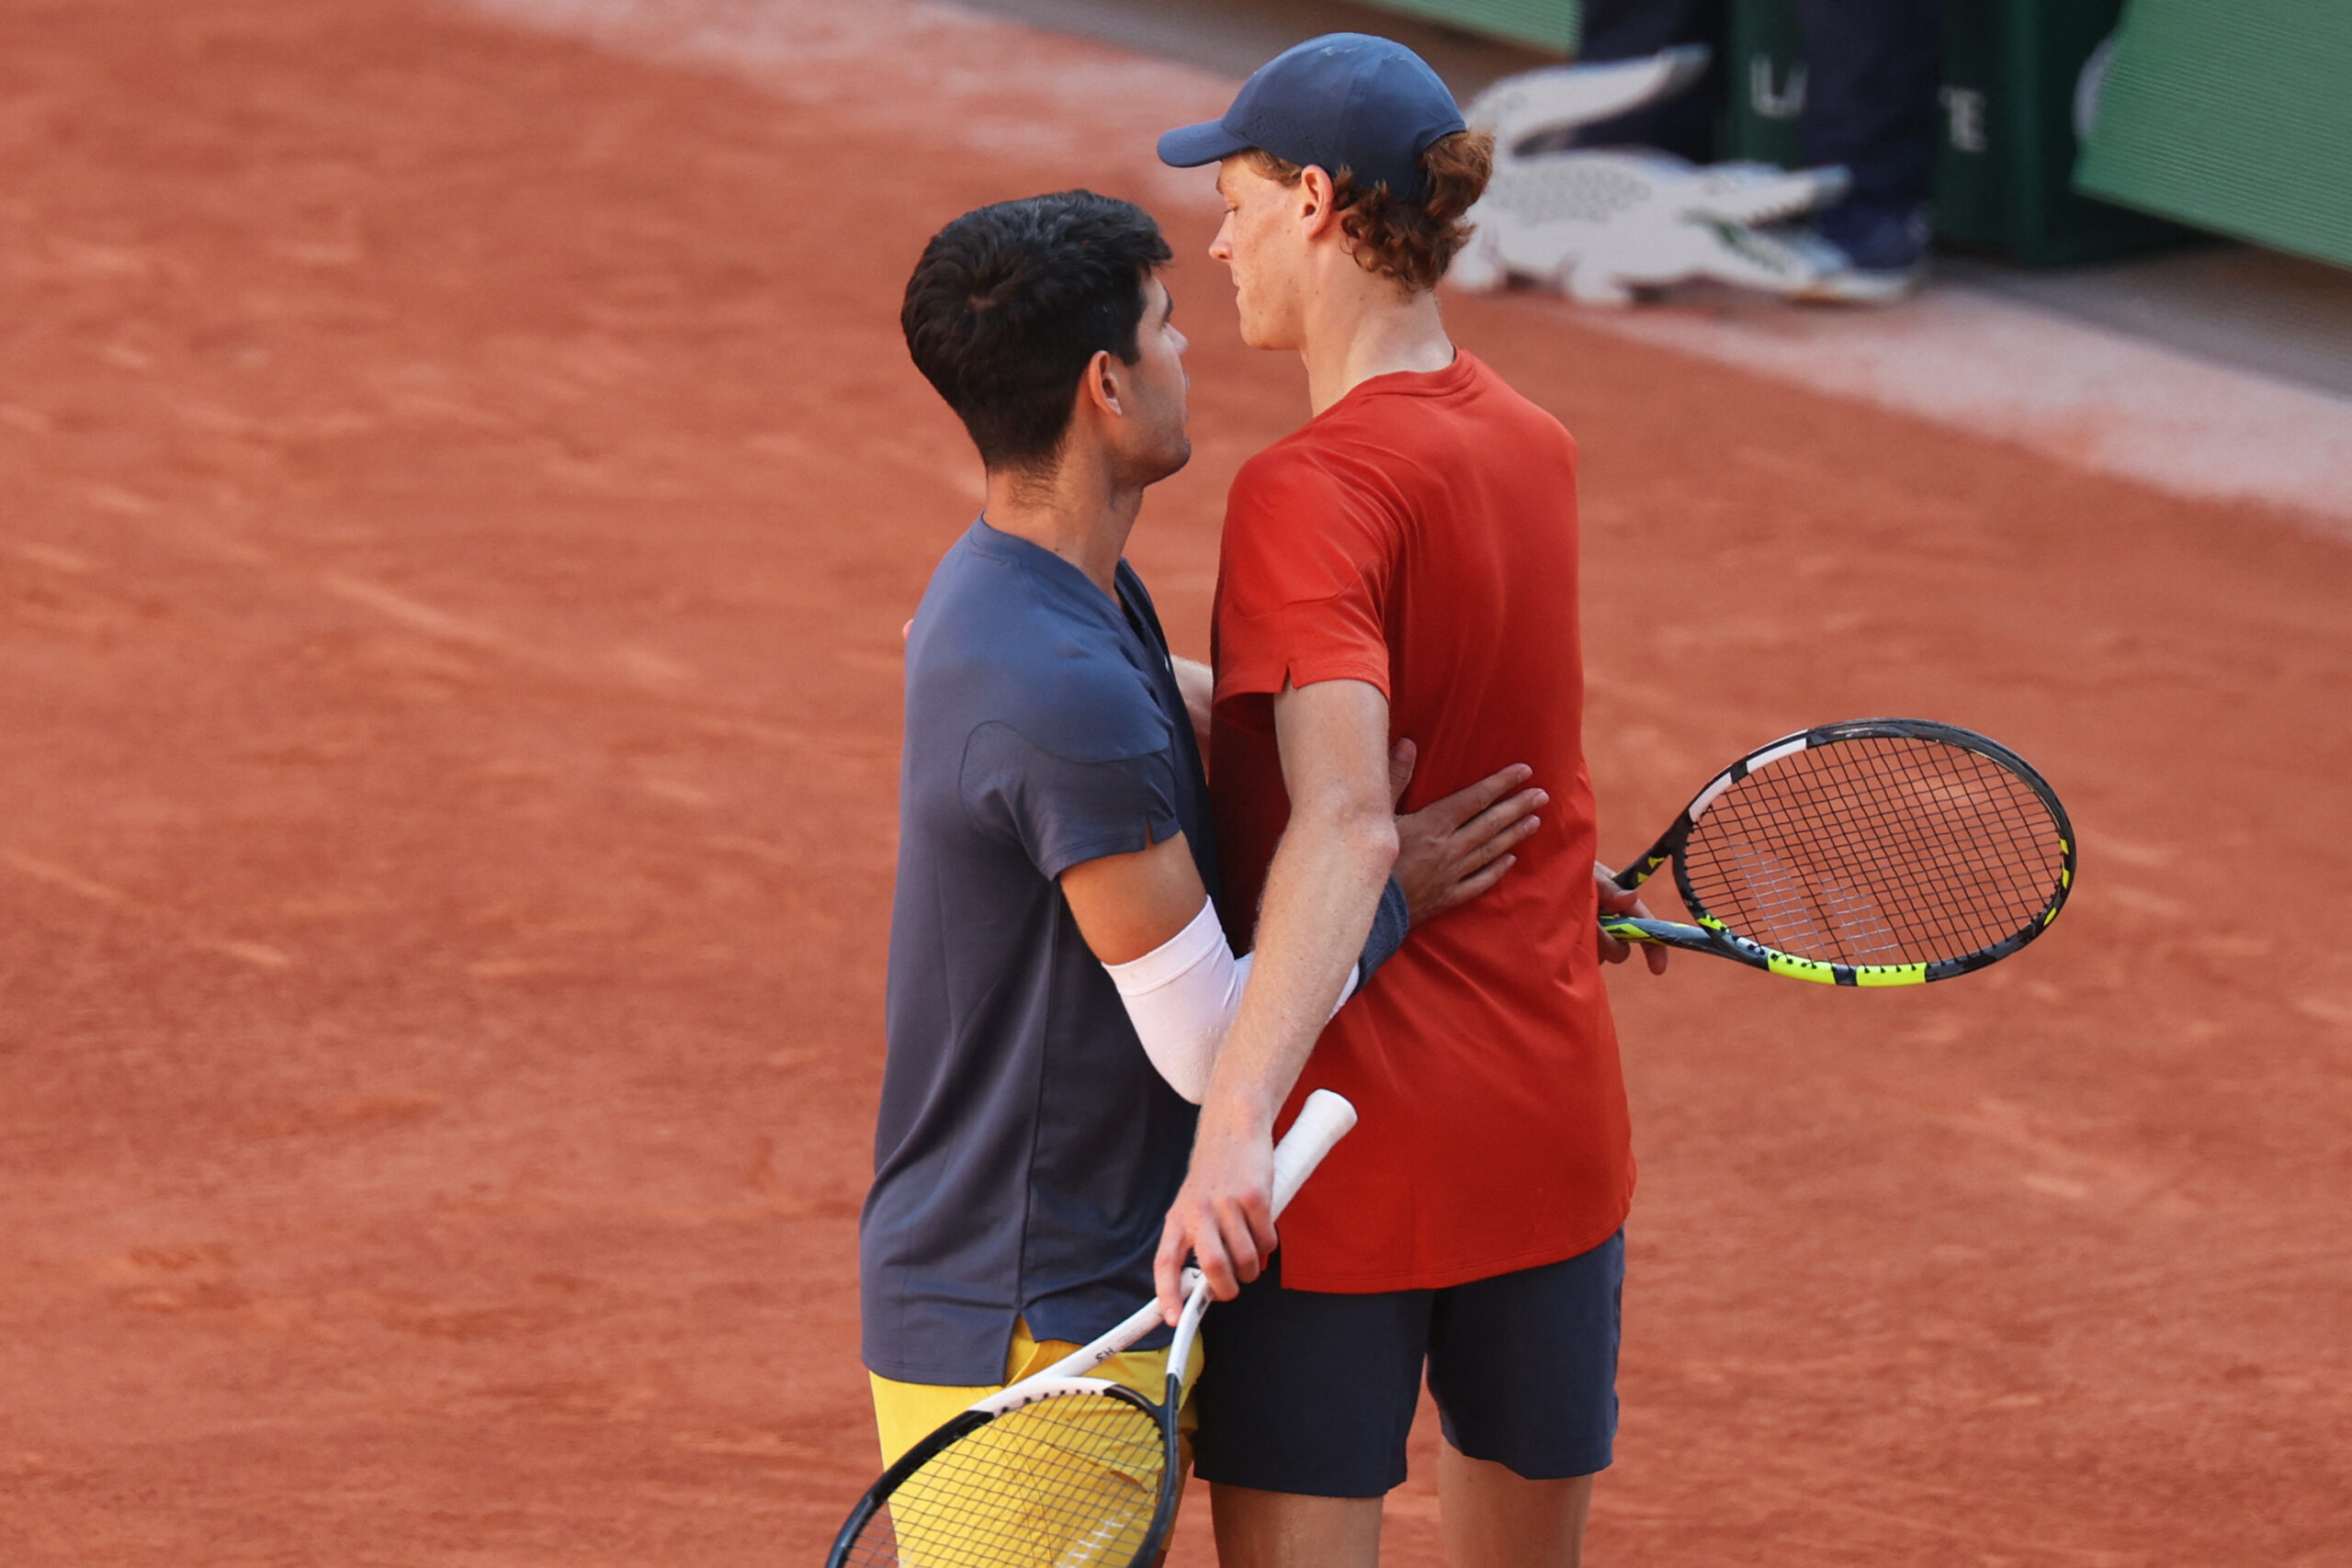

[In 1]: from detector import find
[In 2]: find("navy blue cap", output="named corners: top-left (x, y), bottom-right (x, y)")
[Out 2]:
top-left (1158, 33), bottom-right (1465, 201)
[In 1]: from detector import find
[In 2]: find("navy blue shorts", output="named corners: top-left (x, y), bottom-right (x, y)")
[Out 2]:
top-left (1192, 1230), bottom-right (1623, 1497)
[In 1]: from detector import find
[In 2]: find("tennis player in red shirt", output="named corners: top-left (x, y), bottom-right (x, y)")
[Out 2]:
top-left (1153, 35), bottom-right (1670, 1568)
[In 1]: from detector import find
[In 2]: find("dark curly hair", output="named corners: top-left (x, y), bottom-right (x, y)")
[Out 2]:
top-left (901, 191), bottom-right (1173, 471)
top-left (1250, 130), bottom-right (1495, 291)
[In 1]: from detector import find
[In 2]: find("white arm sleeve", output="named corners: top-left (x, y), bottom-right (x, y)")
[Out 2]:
top-left (1103, 897), bottom-right (1359, 1104)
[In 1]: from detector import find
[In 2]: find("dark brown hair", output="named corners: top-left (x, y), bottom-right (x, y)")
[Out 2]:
top-left (902, 191), bottom-right (1172, 470)
top-left (1249, 130), bottom-right (1495, 291)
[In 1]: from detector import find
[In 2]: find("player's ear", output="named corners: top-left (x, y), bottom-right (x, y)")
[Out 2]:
top-left (1298, 165), bottom-right (1340, 238)
top-left (1080, 348), bottom-right (1123, 420)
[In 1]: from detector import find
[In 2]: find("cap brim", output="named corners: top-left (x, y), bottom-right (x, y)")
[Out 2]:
top-left (1157, 119), bottom-right (1253, 169)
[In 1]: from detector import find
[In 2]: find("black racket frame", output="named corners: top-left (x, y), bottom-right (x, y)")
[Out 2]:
top-left (1604, 717), bottom-right (2075, 987)
top-left (822, 1378), bottom-right (1182, 1568)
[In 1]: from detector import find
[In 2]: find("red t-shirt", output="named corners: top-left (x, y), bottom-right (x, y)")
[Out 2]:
top-left (1211, 350), bottom-right (1634, 1292)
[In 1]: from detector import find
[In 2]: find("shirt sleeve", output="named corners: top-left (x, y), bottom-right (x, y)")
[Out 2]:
top-left (959, 719), bottom-right (1183, 880)
top-left (1213, 449), bottom-right (1397, 733)
top-left (1356, 876), bottom-right (1409, 983)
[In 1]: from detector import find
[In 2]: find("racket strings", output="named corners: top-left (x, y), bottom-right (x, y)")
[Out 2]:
top-left (1736, 754), bottom-right (2037, 942)
top-left (842, 1393), bottom-right (1168, 1568)
top-left (1684, 737), bottom-right (2064, 966)
top-left (1722, 752), bottom-right (2045, 960)
top-left (1706, 746), bottom-right (2053, 961)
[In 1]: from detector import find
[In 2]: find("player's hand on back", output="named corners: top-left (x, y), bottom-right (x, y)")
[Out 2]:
top-left (1595, 863), bottom-right (1671, 976)
top-left (1388, 739), bottom-right (1545, 924)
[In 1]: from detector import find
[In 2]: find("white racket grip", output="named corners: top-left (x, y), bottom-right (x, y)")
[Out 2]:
top-left (1023, 1092), bottom-right (1355, 1389)
top-left (1270, 1089), bottom-right (1356, 1221)
top-left (1035, 1280), bottom-right (1194, 1383)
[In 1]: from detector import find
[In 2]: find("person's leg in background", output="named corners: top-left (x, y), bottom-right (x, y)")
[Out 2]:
top-left (1561, 0), bottom-right (1730, 161)
top-left (1792, 0), bottom-right (1946, 291)
top-left (1440, 1449), bottom-right (1595, 1568)
top-left (1209, 1490), bottom-right (1383, 1568)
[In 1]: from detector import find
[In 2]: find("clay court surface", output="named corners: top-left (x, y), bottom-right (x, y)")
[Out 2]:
top-left (3, 1), bottom-right (2348, 1562)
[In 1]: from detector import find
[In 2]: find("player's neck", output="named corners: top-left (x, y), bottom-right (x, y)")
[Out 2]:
top-left (981, 448), bottom-right (1142, 603)
top-left (1298, 276), bottom-right (1453, 416)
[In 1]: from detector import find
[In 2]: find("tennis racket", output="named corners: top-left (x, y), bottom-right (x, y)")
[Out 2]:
top-left (823, 1089), bottom-right (1359, 1568)
top-left (1601, 717), bottom-right (2074, 986)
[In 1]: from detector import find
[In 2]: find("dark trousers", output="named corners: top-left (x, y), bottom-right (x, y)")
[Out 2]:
top-left (1575, 0), bottom-right (1944, 210)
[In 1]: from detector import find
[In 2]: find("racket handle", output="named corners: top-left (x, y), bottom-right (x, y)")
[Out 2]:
top-left (1600, 913), bottom-right (1717, 951)
top-left (1270, 1089), bottom-right (1356, 1221)
top-left (1021, 1094), bottom-right (1354, 1388)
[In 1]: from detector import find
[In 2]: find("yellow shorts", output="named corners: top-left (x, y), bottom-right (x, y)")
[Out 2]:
top-left (869, 1316), bottom-right (1203, 1469)
top-left (867, 1322), bottom-right (1202, 1567)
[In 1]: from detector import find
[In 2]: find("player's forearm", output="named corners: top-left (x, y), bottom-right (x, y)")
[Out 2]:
top-left (1198, 802), bottom-right (1396, 1134)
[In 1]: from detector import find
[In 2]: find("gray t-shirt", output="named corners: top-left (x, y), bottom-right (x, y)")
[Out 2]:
top-left (862, 521), bottom-right (1214, 1385)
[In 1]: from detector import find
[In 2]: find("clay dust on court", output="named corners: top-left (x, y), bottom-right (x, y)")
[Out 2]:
top-left (2, 2), bottom-right (2346, 1563)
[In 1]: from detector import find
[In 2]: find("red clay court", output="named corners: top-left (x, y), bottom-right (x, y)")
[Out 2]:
top-left (1, 1), bottom-right (2346, 1563)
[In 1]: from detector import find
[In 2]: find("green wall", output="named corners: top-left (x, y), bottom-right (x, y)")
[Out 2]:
top-left (2076, 0), bottom-right (2352, 270)
top-left (1351, 0), bottom-right (1581, 55)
